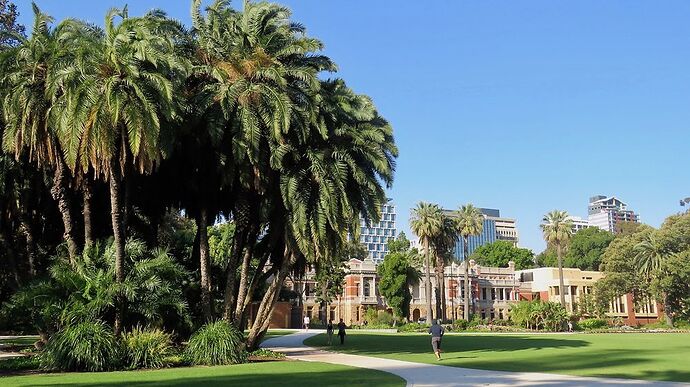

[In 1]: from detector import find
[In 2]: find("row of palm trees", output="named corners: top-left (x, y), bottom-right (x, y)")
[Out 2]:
top-left (410, 202), bottom-right (485, 321)
top-left (410, 204), bottom-right (576, 322)
top-left (0, 1), bottom-right (396, 348)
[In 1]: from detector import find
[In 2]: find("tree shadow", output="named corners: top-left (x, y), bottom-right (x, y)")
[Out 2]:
top-left (8, 365), bottom-right (405, 387)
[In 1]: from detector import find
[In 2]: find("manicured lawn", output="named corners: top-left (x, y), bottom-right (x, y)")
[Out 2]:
top-left (260, 330), bottom-right (297, 342)
top-left (1, 360), bottom-right (404, 386)
top-left (305, 332), bottom-right (690, 382)
top-left (0, 337), bottom-right (38, 347)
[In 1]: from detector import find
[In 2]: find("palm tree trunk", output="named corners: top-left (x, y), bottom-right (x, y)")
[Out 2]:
top-left (19, 216), bottom-right (36, 277)
top-left (233, 226), bottom-right (260, 323)
top-left (663, 293), bottom-right (673, 327)
top-left (424, 239), bottom-right (433, 323)
top-left (83, 176), bottom-right (94, 249)
top-left (434, 256), bottom-right (444, 321)
top-left (222, 195), bottom-right (251, 323)
top-left (109, 157), bottom-right (126, 336)
top-left (197, 207), bottom-right (213, 322)
top-left (51, 157), bottom-right (78, 264)
top-left (557, 244), bottom-right (566, 307)
top-left (246, 248), bottom-right (293, 350)
top-left (463, 236), bottom-right (470, 320)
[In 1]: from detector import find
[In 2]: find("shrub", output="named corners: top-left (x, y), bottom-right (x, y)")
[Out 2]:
top-left (40, 321), bottom-right (120, 371)
top-left (453, 319), bottom-right (469, 330)
top-left (578, 318), bottom-right (608, 330)
top-left (185, 321), bottom-right (246, 365)
top-left (0, 356), bottom-right (40, 371)
top-left (396, 322), bottom-right (427, 333)
top-left (122, 326), bottom-right (174, 369)
top-left (249, 348), bottom-right (286, 359)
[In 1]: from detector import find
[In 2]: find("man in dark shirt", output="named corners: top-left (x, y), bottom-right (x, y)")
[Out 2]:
top-left (337, 318), bottom-right (347, 345)
top-left (428, 319), bottom-right (445, 360)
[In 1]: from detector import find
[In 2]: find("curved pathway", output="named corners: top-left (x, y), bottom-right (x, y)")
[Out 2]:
top-left (262, 331), bottom-right (689, 387)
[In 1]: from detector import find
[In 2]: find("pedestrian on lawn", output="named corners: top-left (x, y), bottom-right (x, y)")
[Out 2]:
top-left (337, 318), bottom-right (347, 345)
top-left (327, 320), bottom-right (334, 345)
top-left (568, 321), bottom-right (573, 332)
top-left (303, 315), bottom-right (310, 331)
top-left (429, 319), bottom-right (445, 361)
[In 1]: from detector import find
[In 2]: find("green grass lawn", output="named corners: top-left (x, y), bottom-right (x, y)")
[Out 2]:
top-left (1, 360), bottom-right (404, 387)
top-left (0, 337), bottom-right (38, 347)
top-left (305, 332), bottom-right (690, 382)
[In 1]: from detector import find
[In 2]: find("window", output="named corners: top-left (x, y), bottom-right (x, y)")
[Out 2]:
top-left (364, 282), bottom-right (370, 297)
top-left (481, 288), bottom-right (487, 300)
top-left (491, 288), bottom-right (496, 300)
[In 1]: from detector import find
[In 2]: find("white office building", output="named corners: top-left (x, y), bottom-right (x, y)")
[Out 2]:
top-left (587, 195), bottom-right (640, 233)
top-left (567, 216), bottom-right (592, 234)
top-left (358, 200), bottom-right (396, 264)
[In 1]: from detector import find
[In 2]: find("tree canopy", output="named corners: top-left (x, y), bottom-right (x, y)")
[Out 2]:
top-left (470, 240), bottom-right (535, 270)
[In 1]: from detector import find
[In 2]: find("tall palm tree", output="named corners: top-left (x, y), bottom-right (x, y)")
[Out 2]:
top-left (431, 214), bottom-right (457, 321)
top-left (0, 5), bottom-right (79, 263)
top-left (540, 210), bottom-right (573, 308)
top-left (410, 202), bottom-right (442, 323)
top-left (60, 7), bottom-right (185, 334)
top-left (191, 0), bottom-right (337, 323)
top-left (455, 203), bottom-right (484, 320)
top-left (634, 233), bottom-right (674, 326)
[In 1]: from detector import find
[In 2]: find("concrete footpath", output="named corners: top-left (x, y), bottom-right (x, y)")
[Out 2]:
top-left (262, 331), bottom-right (689, 387)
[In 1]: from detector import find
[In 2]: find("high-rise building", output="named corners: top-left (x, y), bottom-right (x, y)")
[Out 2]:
top-left (444, 208), bottom-right (518, 260)
top-left (358, 199), bottom-right (396, 264)
top-left (567, 215), bottom-right (592, 234)
top-left (587, 195), bottom-right (640, 233)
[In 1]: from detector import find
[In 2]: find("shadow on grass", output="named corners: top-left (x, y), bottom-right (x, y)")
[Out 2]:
top-left (6, 363), bottom-right (405, 387)
top-left (305, 333), bottom-right (690, 383)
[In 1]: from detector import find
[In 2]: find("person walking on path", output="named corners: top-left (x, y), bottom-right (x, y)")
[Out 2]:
top-left (326, 320), bottom-right (334, 345)
top-left (428, 319), bottom-right (445, 361)
top-left (337, 318), bottom-right (347, 345)
top-left (303, 315), bottom-right (310, 331)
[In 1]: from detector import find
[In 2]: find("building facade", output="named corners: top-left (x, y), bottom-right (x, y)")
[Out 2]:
top-left (567, 215), bottom-right (592, 234)
top-left (277, 263), bottom-right (661, 328)
top-left (358, 200), bottom-right (396, 264)
top-left (517, 267), bottom-right (661, 326)
top-left (588, 195), bottom-right (640, 233)
top-left (444, 208), bottom-right (519, 260)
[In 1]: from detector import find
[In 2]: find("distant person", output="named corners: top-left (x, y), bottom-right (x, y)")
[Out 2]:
top-left (327, 320), bottom-right (334, 345)
top-left (303, 315), bottom-right (310, 331)
top-left (337, 318), bottom-right (347, 345)
top-left (428, 319), bottom-right (445, 361)
top-left (568, 321), bottom-right (573, 332)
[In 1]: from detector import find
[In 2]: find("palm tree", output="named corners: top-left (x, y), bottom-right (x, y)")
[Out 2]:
top-left (455, 203), bottom-right (484, 320)
top-left (191, 0), bottom-right (337, 324)
top-left (0, 5), bottom-right (79, 263)
top-left (540, 210), bottom-right (573, 308)
top-left (61, 7), bottom-right (185, 334)
top-left (431, 214), bottom-right (457, 321)
top-left (410, 202), bottom-right (442, 323)
top-left (634, 233), bottom-right (674, 326)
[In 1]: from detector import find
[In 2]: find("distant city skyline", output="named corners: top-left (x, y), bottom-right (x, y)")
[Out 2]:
top-left (18, 0), bottom-right (690, 252)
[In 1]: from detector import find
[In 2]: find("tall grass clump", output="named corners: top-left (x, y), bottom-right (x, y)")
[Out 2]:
top-left (185, 321), bottom-right (246, 365)
top-left (123, 326), bottom-right (174, 369)
top-left (41, 321), bottom-right (120, 371)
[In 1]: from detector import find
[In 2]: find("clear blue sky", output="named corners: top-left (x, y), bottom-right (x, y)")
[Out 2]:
top-left (17, 1), bottom-right (690, 252)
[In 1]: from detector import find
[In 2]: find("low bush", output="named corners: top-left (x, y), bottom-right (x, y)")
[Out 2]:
top-left (396, 322), bottom-right (427, 333)
top-left (0, 356), bottom-right (40, 371)
top-left (122, 326), bottom-right (174, 369)
top-left (249, 348), bottom-right (286, 359)
top-left (184, 321), bottom-right (246, 366)
top-left (453, 319), bottom-right (469, 330)
top-left (40, 321), bottom-right (120, 372)
top-left (578, 318), bottom-right (608, 330)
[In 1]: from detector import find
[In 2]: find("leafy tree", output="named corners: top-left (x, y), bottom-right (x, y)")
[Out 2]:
top-left (470, 240), bottom-right (535, 270)
top-left (0, 0), bottom-right (24, 49)
top-left (378, 247), bottom-right (420, 321)
top-left (540, 210), bottom-right (573, 307)
top-left (387, 232), bottom-right (411, 253)
top-left (455, 203), bottom-right (484, 320)
top-left (410, 202), bottom-right (443, 322)
top-left (564, 227), bottom-right (614, 271)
